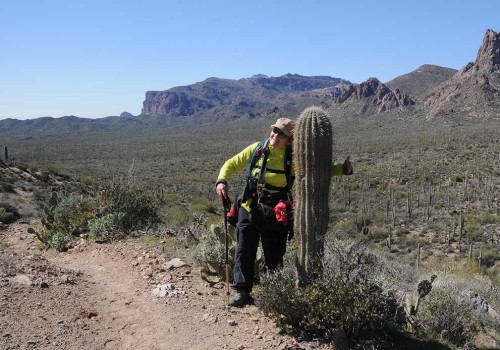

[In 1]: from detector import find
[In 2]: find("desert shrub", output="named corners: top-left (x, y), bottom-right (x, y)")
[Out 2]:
top-left (160, 206), bottom-right (189, 226)
top-left (257, 267), bottom-right (405, 346)
top-left (256, 267), bottom-right (310, 328)
top-left (464, 216), bottom-right (482, 240)
top-left (191, 224), bottom-right (235, 281)
top-left (190, 196), bottom-right (218, 214)
top-left (417, 288), bottom-right (478, 347)
top-left (32, 189), bottom-right (47, 202)
top-left (47, 231), bottom-right (70, 251)
top-left (96, 180), bottom-right (160, 233)
top-left (0, 181), bottom-right (15, 193)
top-left (479, 212), bottom-right (499, 224)
top-left (53, 194), bottom-right (97, 235)
top-left (87, 213), bottom-right (125, 242)
top-left (481, 249), bottom-right (499, 269)
top-left (256, 239), bottom-right (407, 347)
top-left (0, 203), bottom-right (20, 224)
top-left (28, 193), bottom-right (69, 251)
top-left (309, 274), bottom-right (405, 341)
top-left (79, 175), bottom-right (95, 186)
top-left (42, 164), bottom-right (59, 175)
top-left (29, 184), bottom-right (161, 248)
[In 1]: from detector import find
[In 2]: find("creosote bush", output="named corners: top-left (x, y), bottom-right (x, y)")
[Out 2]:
top-left (29, 180), bottom-right (162, 249)
top-left (255, 267), bottom-right (309, 328)
top-left (417, 289), bottom-right (478, 347)
top-left (87, 213), bottom-right (125, 242)
top-left (256, 240), bottom-right (407, 347)
top-left (256, 266), bottom-right (405, 346)
top-left (96, 180), bottom-right (160, 235)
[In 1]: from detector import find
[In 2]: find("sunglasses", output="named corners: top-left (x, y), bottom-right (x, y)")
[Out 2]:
top-left (272, 127), bottom-right (288, 138)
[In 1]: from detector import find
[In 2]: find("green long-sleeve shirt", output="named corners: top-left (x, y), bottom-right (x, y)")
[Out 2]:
top-left (217, 141), bottom-right (345, 211)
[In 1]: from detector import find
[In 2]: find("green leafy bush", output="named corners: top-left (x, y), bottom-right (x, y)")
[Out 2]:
top-left (88, 213), bottom-right (125, 242)
top-left (96, 180), bottom-right (160, 233)
top-left (53, 194), bottom-right (97, 235)
top-left (29, 180), bottom-right (162, 249)
top-left (42, 164), bottom-right (59, 175)
top-left (47, 231), bottom-right (70, 251)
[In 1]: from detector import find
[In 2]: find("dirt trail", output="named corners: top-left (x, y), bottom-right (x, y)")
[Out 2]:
top-left (1, 223), bottom-right (327, 350)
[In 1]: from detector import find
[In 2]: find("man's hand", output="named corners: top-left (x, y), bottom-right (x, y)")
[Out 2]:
top-left (343, 156), bottom-right (353, 175)
top-left (216, 182), bottom-right (228, 200)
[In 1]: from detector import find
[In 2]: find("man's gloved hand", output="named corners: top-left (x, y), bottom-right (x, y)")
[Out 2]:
top-left (343, 156), bottom-right (353, 175)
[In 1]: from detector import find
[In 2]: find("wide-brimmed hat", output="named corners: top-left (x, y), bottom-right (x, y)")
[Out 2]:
top-left (271, 117), bottom-right (295, 137)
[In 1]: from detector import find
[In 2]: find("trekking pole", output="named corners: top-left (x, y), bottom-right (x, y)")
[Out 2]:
top-left (222, 196), bottom-right (232, 302)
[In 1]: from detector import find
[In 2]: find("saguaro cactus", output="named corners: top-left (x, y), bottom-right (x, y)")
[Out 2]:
top-left (294, 106), bottom-right (333, 285)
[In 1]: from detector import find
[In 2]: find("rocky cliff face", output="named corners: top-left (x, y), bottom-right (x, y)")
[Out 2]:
top-left (335, 78), bottom-right (415, 113)
top-left (424, 29), bottom-right (500, 118)
top-left (141, 74), bottom-right (349, 117)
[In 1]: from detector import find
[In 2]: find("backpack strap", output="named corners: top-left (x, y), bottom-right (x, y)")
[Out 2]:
top-left (242, 138), bottom-right (269, 202)
top-left (256, 146), bottom-right (270, 203)
top-left (246, 138), bottom-right (269, 180)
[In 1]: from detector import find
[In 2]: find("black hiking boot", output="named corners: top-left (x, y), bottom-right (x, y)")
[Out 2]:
top-left (228, 291), bottom-right (253, 307)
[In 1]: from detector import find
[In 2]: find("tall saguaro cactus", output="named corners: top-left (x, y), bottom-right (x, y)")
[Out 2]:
top-left (294, 106), bottom-right (333, 285)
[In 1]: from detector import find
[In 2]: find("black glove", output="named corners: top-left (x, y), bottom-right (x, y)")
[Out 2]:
top-left (343, 157), bottom-right (353, 175)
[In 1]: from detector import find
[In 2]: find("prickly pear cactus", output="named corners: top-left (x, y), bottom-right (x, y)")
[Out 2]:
top-left (294, 106), bottom-right (333, 285)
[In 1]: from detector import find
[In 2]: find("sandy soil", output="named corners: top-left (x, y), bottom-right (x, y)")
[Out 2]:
top-left (0, 223), bottom-right (337, 350)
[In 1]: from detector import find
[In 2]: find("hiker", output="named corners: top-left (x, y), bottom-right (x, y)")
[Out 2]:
top-left (216, 117), bottom-right (353, 307)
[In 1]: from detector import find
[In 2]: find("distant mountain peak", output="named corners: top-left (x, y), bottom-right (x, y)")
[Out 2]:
top-left (424, 28), bottom-right (500, 119)
top-left (416, 64), bottom-right (449, 72)
top-left (475, 28), bottom-right (500, 70)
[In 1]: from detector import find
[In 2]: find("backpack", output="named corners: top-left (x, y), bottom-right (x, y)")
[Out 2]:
top-left (227, 138), bottom-right (293, 226)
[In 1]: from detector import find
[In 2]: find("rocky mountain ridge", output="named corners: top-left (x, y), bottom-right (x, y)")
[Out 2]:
top-left (141, 74), bottom-right (352, 118)
top-left (139, 29), bottom-right (499, 121)
top-left (335, 77), bottom-right (415, 113)
top-left (1, 29), bottom-right (499, 136)
top-left (141, 72), bottom-right (418, 119)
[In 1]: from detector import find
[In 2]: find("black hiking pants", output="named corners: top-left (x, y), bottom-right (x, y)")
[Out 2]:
top-left (232, 206), bottom-right (288, 293)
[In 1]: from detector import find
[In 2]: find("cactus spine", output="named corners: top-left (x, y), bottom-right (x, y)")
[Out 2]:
top-left (294, 106), bottom-right (333, 285)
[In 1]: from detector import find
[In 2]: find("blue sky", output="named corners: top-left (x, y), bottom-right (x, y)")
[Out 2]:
top-left (0, 0), bottom-right (498, 120)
